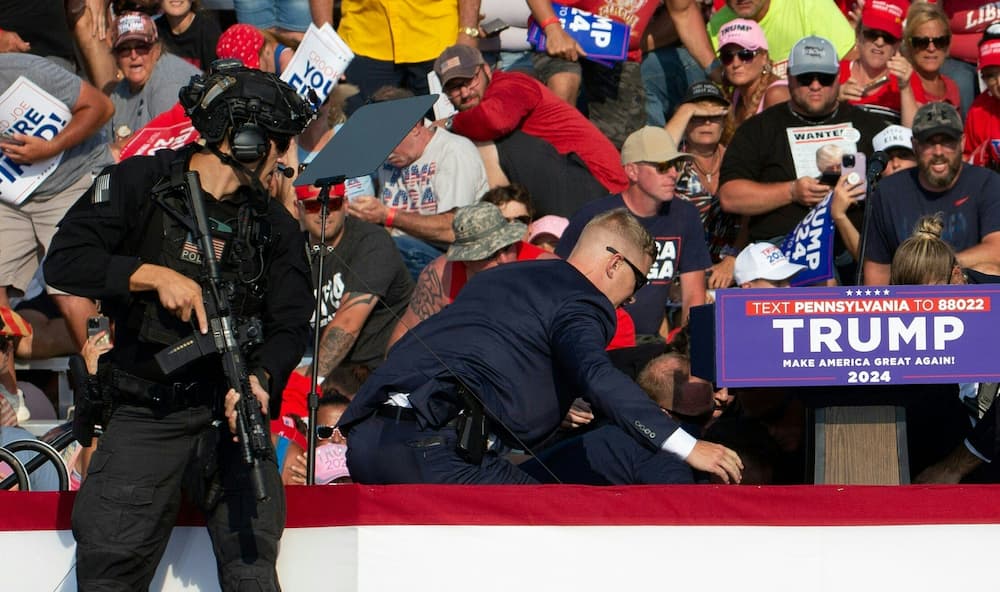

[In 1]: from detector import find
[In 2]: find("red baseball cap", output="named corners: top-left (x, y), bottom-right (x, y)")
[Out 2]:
top-left (980, 38), bottom-right (1000, 70)
top-left (0, 307), bottom-right (32, 338)
top-left (861, 0), bottom-right (906, 39)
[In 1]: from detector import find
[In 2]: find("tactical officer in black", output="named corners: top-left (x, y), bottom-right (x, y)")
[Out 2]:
top-left (44, 62), bottom-right (315, 591)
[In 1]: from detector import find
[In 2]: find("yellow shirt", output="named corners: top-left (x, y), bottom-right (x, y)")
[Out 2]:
top-left (708, 0), bottom-right (856, 78)
top-left (339, 0), bottom-right (460, 64)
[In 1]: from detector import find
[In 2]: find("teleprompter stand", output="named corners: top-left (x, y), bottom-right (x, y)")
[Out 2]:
top-left (294, 93), bottom-right (437, 485)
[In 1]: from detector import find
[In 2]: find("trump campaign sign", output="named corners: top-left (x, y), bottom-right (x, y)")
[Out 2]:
top-left (528, 3), bottom-right (630, 65)
top-left (711, 285), bottom-right (1000, 387)
top-left (119, 102), bottom-right (199, 160)
top-left (0, 77), bottom-right (71, 205)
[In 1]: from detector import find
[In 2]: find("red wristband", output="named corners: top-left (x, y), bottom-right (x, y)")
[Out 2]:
top-left (384, 207), bottom-right (398, 228)
top-left (539, 16), bottom-right (560, 29)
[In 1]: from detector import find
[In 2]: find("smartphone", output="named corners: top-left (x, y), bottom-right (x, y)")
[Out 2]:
top-left (87, 316), bottom-right (111, 347)
top-left (841, 153), bottom-right (867, 196)
top-left (481, 18), bottom-right (509, 37)
top-left (861, 75), bottom-right (890, 97)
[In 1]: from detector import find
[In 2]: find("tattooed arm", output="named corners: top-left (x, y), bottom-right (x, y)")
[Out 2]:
top-left (386, 258), bottom-right (452, 353)
top-left (315, 291), bottom-right (379, 378)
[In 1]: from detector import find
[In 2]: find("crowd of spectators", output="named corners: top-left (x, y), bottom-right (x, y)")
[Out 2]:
top-left (4, 0), bottom-right (1000, 490)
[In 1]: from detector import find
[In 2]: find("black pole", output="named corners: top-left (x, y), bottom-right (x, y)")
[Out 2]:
top-left (306, 177), bottom-right (343, 485)
top-left (853, 152), bottom-right (888, 286)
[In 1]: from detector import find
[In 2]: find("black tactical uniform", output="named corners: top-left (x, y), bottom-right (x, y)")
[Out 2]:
top-left (44, 65), bottom-right (314, 591)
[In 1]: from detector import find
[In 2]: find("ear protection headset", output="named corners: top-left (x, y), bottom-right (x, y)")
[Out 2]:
top-left (179, 59), bottom-right (315, 163)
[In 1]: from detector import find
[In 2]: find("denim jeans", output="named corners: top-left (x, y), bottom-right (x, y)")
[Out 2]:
top-left (641, 46), bottom-right (706, 126)
top-left (232, 0), bottom-right (310, 31)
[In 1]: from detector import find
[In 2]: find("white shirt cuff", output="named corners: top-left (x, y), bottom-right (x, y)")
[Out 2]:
top-left (964, 439), bottom-right (991, 463)
top-left (661, 427), bottom-right (698, 459)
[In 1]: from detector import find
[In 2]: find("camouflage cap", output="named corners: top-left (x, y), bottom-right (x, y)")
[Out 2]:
top-left (446, 202), bottom-right (526, 262)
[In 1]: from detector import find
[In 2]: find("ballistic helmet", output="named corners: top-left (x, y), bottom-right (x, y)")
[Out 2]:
top-left (179, 60), bottom-right (315, 162)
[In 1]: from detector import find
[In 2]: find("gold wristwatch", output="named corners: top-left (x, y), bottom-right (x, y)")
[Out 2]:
top-left (459, 26), bottom-right (480, 38)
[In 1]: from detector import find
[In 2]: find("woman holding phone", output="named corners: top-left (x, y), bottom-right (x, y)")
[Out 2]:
top-left (837, 0), bottom-right (917, 127)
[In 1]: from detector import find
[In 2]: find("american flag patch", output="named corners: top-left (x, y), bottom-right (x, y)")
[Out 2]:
top-left (180, 234), bottom-right (226, 264)
top-left (91, 173), bottom-right (111, 204)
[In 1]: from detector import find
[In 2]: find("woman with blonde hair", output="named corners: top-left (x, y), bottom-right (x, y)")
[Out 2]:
top-left (890, 214), bottom-right (965, 286)
top-left (716, 18), bottom-right (789, 144)
top-left (902, 2), bottom-right (961, 112)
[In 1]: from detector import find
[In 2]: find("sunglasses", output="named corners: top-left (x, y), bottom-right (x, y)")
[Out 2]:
top-left (719, 47), bottom-right (760, 66)
top-left (114, 43), bottom-right (153, 57)
top-left (793, 72), bottom-right (837, 87)
top-left (861, 28), bottom-right (899, 45)
top-left (301, 196), bottom-right (345, 213)
top-left (691, 114), bottom-right (725, 125)
top-left (910, 35), bottom-right (950, 50)
top-left (606, 246), bottom-right (648, 295)
top-left (642, 160), bottom-right (685, 174)
top-left (316, 425), bottom-right (342, 439)
top-left (506, 215), bottom-right (531, 225)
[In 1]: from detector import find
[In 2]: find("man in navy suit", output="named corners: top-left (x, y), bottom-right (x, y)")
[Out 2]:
top-left (338, 207), bottom-right (744, 484)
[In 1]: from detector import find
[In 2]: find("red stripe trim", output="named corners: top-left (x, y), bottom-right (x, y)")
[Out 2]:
top-left (5, 485), bottom-right (1000, 531)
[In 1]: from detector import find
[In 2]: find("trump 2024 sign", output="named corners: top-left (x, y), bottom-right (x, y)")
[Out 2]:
top-left (713, 285), bottom-right (1000, 386)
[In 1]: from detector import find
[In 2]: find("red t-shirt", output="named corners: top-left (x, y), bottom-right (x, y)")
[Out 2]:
top-left (451, 71), bottom-right (629, 194)
top-left (838, 59), bottom-right (903, 113)
top-left (963, 91), bottom-right (1000, 159)
top-left (909, 72), bottom-right (962, 114)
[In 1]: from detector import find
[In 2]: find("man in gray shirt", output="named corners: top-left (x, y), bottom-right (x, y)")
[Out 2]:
top-left (0, 53), bottom-right (113, 347)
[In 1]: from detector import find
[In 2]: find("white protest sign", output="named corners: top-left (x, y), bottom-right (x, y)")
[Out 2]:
top-left (0, 77), bottom-right (71, 205)
top-left (785, 123), bottom-right (860, 179)
top-left (426, 71), bottom-right (457, 121)
top-left (281, 23), bottom-right (354, 105)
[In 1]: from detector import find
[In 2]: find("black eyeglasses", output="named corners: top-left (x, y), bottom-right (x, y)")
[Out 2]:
top-left (316, 425), bottom-right (341, 439)
top-left (720, 47), bottom-right (760, 65)
top-left (606, 246), bottom-right (648, 295)
top-left (861, 28), bottom-right (899, 45)
top-left (910, 35), bottom-right (950, 50)
top-left (506, 215), bottom-right (531, 225)
top-left (793, 72), bottom-right (837, 87)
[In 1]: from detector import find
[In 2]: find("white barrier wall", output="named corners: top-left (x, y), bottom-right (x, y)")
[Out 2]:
top-left (3, 484), bottom-right (1000, 591)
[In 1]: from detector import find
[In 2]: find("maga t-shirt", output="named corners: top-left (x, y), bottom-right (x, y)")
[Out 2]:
top-left (556, 194), bottom-right (711, 335)
top-left (310, 216), bottom-right (414, 367)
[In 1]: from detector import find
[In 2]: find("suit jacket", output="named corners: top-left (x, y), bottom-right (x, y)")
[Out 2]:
top-left (339, 259), bottom-right (681, 451)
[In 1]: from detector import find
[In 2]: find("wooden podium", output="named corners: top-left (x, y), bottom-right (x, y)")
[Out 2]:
top-left (813, 405), bottom-right (909, 484)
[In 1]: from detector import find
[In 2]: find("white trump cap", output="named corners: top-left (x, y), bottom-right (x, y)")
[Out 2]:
top-left (734, 243), bottom-right (806, 285)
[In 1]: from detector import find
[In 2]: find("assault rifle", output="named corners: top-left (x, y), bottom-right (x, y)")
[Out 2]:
top-left (154, 170), bottom-right (271, 501)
